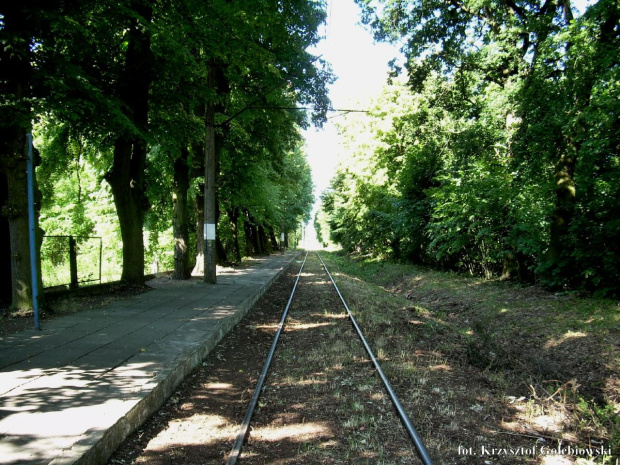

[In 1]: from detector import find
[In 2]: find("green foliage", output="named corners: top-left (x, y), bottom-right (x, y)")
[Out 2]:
top-left (36, 122), bottom-right (123, 285)
top-left (320, 0), bottom-right (620, 296)
top-left (11, 0), bottom-right (331, 286)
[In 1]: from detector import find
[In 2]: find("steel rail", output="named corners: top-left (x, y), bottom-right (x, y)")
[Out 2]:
top-left (226, 251), bottom-right (309, 465)
top-left (316, 252), bottom-right (435, 465)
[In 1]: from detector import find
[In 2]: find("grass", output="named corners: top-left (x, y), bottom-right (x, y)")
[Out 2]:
top-left (320, 250), bottom-right (620, 463)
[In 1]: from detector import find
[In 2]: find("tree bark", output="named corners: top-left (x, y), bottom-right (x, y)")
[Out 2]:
top-left (252, 224), bottom-right (263, 254)
top-left (544, 2), bottom-right (618, 275)
top-left (269, 227), bottom-right (279, 251)
top-left (216, 237), bottom-right (228, 265)
top-left (172, 149), bottom-right (191, 279)
top-left (189, 137), bottom-right (205, 276)
top-left (258, 225), bottom-right (271, 254)
top-left (0, 173), bottom-right (11, 304)
top-left (546, 151), bottom-right (576, 263)
top-left (228, 207), bottom-right (242, 263)
top-left (243, 215), bottom-right (253, 257)
top-left (105, 3), bottom-right (153, 285)
top-left (214, 146), bottom-right (227, 266)
top-left (108, 138), bottom-right (148, 284)
top-left (192, 186), bottom-right (205, 276)
top-left (4, 155), bottom-right (44, 310)
top-left (243, 210), bottom-right (262, 256)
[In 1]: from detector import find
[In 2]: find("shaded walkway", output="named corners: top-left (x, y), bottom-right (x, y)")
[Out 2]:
top-left (0, 252), bottom-right (298, 465)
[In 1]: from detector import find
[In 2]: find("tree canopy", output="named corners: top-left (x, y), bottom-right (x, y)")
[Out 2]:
top-left (318, 0), bottom-right (620, 296)
top-left (1, 0), bottom-right (331, 310)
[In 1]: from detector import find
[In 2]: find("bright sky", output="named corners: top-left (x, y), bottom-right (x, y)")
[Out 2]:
top-left (303, 0), bottom-right (402, 205)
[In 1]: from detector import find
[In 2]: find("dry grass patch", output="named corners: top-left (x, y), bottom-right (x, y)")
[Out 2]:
top-left (323, 251), bottom-right (619, 464)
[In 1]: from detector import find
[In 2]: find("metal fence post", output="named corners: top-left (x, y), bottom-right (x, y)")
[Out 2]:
top-left (99, 237), bottom-right (102, 284)
top-left (69, 236), bottom-right (78, 289)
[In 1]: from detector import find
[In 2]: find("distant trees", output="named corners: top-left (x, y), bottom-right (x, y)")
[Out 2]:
top-left (319, 0), bottom-right (620, 295)
top-left (1, 0), bottom-right (330, 310)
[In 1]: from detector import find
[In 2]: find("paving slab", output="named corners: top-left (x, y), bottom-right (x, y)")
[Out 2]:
top-left (0, 251), bottom-right (299, 465)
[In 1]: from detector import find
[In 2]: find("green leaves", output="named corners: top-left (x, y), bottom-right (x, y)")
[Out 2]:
top-left (318, 0), bottom-right (620, 296)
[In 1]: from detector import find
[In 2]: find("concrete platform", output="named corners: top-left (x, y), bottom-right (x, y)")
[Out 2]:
top-left (0, 252), bottom-right (299, 465)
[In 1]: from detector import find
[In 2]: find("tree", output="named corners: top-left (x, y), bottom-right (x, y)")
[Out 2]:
top-left (3, 0), bottom-right (332, 300)
top-left (135, 0), bottom-right (332, 281)
top-left (103, 1), bottom-right (153, 285)
top-left (197, 0), bottom-right (331, 280)
top-left (0, 3), bottom-right (62, 310)
top-left (517, 0), bottom-right (620, 290)
top-left (344, 0), bottom-right (620, 294)
top-left (0, 5), bottom-right (37, 310)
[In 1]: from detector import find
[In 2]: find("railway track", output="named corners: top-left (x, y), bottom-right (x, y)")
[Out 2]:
top-left (109, 251), bottom-right (438, 465)
top-left (99, 249), bottom-right (618, 465)
top-left (227, 251), bottom-right (433, 465)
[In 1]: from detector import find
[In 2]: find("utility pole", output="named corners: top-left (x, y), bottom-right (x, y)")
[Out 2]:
top-left (203, 65), bottom-right (217, 284)
top-left (26, 134), bottom-right (41, 330)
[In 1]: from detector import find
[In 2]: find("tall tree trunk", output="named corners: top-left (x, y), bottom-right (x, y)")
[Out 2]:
top-left (189, 137), bottom-right (205, 276)
top-left (0, 5), bottom-right (44, 311)
top-left (228, 207), bottom-right (242, 263)
top-left (258, 225), bottom-right (271, 254)
top-left (544, 3), bottom-right (618, 276)
top-left (243, 210), bottom-right (261, 256)
top-left (214, 147), bottom-right (227, 266)
top-left (269, 227), bottom-right (278, 251)
top-left (192, 185), bottom-right (205, 276)
top-left (243, 218), bottom-right (253, 257)
top-left (108, 138), bottom-right (148, 284)
top-left (248, 214), bottom-right (262, 255)
top-left (253, 224), bottom-right (263, 255)
top-left (546, 150), bottom-right (576, 263)
top-left (216, 237), bottom-right (228, 265)
top-left (105, 4), bottom-right (153, 285)
top-left (172, 149), bottom-right (191, 279)
top-left (4, 153), bottom-right (45, 310)
top-left (0, 173), bottom-right (11, 304)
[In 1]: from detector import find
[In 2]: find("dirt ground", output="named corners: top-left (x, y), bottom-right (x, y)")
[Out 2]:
top-left (2, 253), bottom-right (617, 464)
